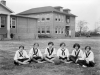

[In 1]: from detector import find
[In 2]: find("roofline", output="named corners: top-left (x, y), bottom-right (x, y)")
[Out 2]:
top-left (53, 11), bottom-right (77, 17)
top-left (17, 11), bottom-right (53, 15)
top-left (11, 14), bottom-right (38, 19)
top-left (0, 2), bottom-right (14, 13)
top-left (17, 11), bottom-right (77, 17)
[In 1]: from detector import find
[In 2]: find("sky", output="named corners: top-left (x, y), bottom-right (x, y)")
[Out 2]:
top-left (5, 0), bottom-right (100, 31)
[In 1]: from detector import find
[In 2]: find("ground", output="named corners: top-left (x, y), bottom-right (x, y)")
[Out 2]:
top-left (0, 38), bottom-right (100, 75)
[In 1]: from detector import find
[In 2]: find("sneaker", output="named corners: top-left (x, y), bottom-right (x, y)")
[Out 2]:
top-left (76, 64), bottom-right (79, 65)
top-left (82, 65), bottom-right (87, 67)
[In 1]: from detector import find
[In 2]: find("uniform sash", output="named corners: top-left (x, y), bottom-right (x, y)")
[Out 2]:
top-left (75, 50), bottom-right (80, 58)
top-left (19, 51), bottom-right (23, 57)
top-left (61, 49), bottom-right (65, 56)
top-left (47, 48), bottom-right (54, 56)
top-left (33, 48), bottom-right (38, 56)
top-left (86, 51), bottom-right (91, 58)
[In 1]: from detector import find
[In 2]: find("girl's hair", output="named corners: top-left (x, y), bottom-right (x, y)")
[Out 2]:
top-left (19, 45), bottom-right (24, 49)
top-left (85, 46), bottom-right (91, 50)
top-left (33, 43), bottom-right (39, 46)
top-left (48, 42), bottom-right (54, 46)
top-left (73, 43), bottom-right (80, 49)
top-left (60, 42), bottom-right (66, 47)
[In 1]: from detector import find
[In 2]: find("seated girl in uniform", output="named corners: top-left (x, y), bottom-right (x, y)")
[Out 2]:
top-left (29, 43), bottom-right (43, 63)
top-left (69, 43), bottom-right (83, 63)
top-left (77, 46), bottom-right (95, 67)
top-left (57, 42), bottom-right (70, 63)
top-left (43, 42), bottom-right (56, 63)
top-left (14, 45), bottom-right (30, 65)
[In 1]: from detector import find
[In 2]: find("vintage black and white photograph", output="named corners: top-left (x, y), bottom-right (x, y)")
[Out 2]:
top-left (0, 0), bottom-right (100, 75)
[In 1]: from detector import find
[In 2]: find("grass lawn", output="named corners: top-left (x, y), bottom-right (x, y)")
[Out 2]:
top-left (0, 38), bottom-right (100, 75)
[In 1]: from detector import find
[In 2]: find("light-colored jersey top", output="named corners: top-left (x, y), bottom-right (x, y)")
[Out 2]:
top-left (71, 49), bottom-right (83, 59)
top-left (57, 47), bottom-right (69, 58)
top-left (14, 50), bottom-right (29, 61)
top-left (83, 50), bottom-right (94, 62)
top-left (29, 48), bottom-right (42, 58)
top-left (44, 47), bottom-right (56, 58)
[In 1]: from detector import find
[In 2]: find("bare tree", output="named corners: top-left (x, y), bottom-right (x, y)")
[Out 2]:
top-left (94, 22), bottom-right (100, 33)
top-left (77, 20), bottom-right (87, 36)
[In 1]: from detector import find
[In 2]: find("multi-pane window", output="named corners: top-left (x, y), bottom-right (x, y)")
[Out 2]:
top-left (42, 27), bottom-right (45, 33)
top-left (46, 26), bottom-right (50, 33)
top-left (38, 18), bottom-right (40, 22)
top-left (58, 28), bottom-right (61, 34)
top-left (66, 17), bottom-right (70, 23)
top-left (55, 27), bottom-right (58, 33)
top-left (47, 18), bottom-right (50, 20)
top-left (61, 28), bottom-right (65, 34)
top-left (0, 16), bottom-right (6, 28)
top-left (38, 27), bottom-right (41, 34)
top-left (42, 18), bottom-right (45, 22)
top-left (10, 17), bottom-right (16, 28)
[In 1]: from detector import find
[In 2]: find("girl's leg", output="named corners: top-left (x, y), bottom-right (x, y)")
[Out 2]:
top-left (87, 61), bottom-right (95, 67)
top-left (69, 55), bottom-right (77, 63)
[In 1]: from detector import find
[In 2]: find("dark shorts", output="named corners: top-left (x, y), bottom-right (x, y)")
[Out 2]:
top-left (32, 56), bottom-right (42, 60)
top-left (46, 56), bottom-right (54, 60)
top-left (77, 60), bottom-right (95, 67)
top-left (14, 58), bottom-right (29, 65)
top-left (59, 56), bottom-right (67, 60)
top-left (69, 55), bottom-right (77, 63)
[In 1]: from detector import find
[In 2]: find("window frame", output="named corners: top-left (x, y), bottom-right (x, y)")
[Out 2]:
top-left (10, 17), bottom-right (16, 28)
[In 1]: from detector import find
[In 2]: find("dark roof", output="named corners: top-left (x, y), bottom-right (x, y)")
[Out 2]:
top-left (17, 6), bottom-right (76, 17)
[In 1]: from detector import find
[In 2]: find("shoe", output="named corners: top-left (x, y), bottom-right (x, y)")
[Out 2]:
top-left (82, 65), bottom-right (87, 67)
top-left (76, 64), bottom-right (79, 65)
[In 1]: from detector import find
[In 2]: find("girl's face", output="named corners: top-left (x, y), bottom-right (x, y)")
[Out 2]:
top-left (61, 44), bottom-right (65, 49)
top-left (75, 46), bottom-right (79, 50)
top-left (33, 44), bottom-right (39, 49)
top-left (86, 47), bottom-right (90, 52)
top-left (48, 44), bottom-right (53, 48)
top-left (19, 47), bottom-right (24, 51)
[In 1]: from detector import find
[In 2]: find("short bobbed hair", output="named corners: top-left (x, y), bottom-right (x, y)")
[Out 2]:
top-left (48, 42), bottom-right (54, 46)
top-left (60, 42), bottom-right (66, 47)
top-left (19, 45), bottom-right (24, 49)
top-left (73, 43), bottom-right (80, 49)
top-left (33, 43), bottom-right (39, 46)
top-left (85, 46), bottom-right (91, 50)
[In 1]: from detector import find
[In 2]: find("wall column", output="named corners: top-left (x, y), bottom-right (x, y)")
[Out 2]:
top-left (7, 14), bottom-right (11, 39)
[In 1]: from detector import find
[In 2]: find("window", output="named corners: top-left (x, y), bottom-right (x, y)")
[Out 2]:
top-left (55, 18), bottom-right (57, 21)
top-left (42, 27), bottom-right (45, 33)
top-left (58, 18), bottom-right (60, 21)
top-left (38, 28), bottom-right (41, 34)
top-left (46, 26), bottom-right (50, 33)
top-left (61, 28), bottom-right (64, 34)
top-left (1, 16), bottom-right (6, 28)
top-left (42, 18), bottom-right (45, 21)
top-left (55, 27), bottom-right (58, 33)
top-left (38, 18), bottom-right (40, 22)
top-left (66, 17), bottom-right (70, 23)
top-left (58, 28), bottom-right (61, 34)
top-left (10, 17), bottom-right (16, 28)
top-left (47, 18), bottom-right (50, 20)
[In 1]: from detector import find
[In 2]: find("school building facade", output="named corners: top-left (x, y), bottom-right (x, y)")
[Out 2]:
top-left (0, 0), bottom-right (76, 40)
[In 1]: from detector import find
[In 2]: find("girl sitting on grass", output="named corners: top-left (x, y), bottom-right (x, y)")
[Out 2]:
top-left (29, 43), bottom-right (43, 63)
top-left (69, 43), bottom-right (83, 63)
top-left (43, 42), bottom-right (56, 63)
top-left (57, 42), bottom-right (70, 63)
top-left (77, 46), bottom-right (95, 67)
top-left (14, 45), bottom-right (30, 65)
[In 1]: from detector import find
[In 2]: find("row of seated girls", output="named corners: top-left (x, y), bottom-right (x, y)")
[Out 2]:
top-left (14, 42), bottom-right (95, 67)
